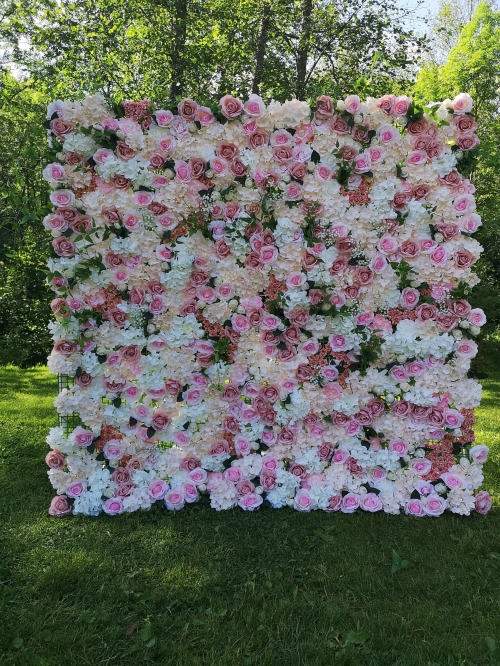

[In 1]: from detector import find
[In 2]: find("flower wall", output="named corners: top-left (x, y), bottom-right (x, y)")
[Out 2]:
top-left (43, 91), bottom-right (491, 517)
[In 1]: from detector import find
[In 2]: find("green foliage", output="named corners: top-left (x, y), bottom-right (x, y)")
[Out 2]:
top-left (0, 365), bottom-right (499, 664)
top-left (0, 226), bottom-right (52, 367)
top-left (6, 0), bottom-right (427, 102)
top-left (415, 2), bottom-right (500, 328)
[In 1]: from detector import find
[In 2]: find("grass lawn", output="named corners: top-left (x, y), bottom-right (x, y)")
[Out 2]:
top-left (0, 366), bottom-right (499, 666)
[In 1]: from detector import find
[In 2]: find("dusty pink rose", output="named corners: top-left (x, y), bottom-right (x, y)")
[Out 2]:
top-left (52, 236), bottom-right (76, 258)
top-left (151, 409), bottom-right (171, 431)
top-left (45, 450), bottom-right (66, 469)
top-left (475, 491), bottom-right (492, 514)
top-left (220, 94), bottom-right (244, 119)
top-left (49, 495), bottom-right (72, 517)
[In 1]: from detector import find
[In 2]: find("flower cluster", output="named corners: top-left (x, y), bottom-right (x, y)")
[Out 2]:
top-left (43, 91), bottom-right (491, 517)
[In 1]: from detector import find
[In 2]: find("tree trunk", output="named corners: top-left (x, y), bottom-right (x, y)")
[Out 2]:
top-left (170, 0), bottom-right (188, 100)
top-left (295, 0), bottom-right (313, 99)
top-left (252, 1), bottom-right (271, 95)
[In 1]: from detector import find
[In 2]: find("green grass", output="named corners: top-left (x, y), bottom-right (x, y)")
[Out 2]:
top-left (0, 366), bottom-right (499, 666)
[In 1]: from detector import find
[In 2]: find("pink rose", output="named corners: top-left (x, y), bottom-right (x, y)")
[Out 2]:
top-left (174, 160), bottom-right (192, 182)
top-left (354, 152), bottom-right (372, 173)
top-left (405, 499), bottom-right (425, 516)
top-left (359, 493), bottom-right (382, 512)
top-left (329, 334), bottom-right (347, 352)
top-left (238, 493), bottom-right (263, 511)
top-left (452, 93), bottom-right (473, 114)
top-left (196, 106), bottom-right (215, 126)
top-left (454, 250), bottom-right (476, 269)
top-left (45, 449), bottom-right (66, 469)
top-left (49, 495), bottom-right (72, 517)
top-left (155, 110), bottom-right (173, 126)
top-left (177, 98), bottom-right (198, 121)
top-left (103, 439), bottom-right (125, 459)
top-left (474, 491), bottom-right (492, 514)
top-left (377, 124), bottom-right (400, 145)
top-left (424, 494), bottom-right (447, 517)
top-left (394, 95), bottom-right (411, 115)
top-left (314, 164), bottom-right (333, 182)
top-left (102, 497), bottom-right (125, 516)
top-left (182, 482), bottom-right (199, 503)
top-left (377, 94), bottom-right (396, 115)
top-left (70, 426), bottom-right (93, 447)
top-left (455, 340), bottom-right (478, 359)
top-left (405, 150), bottom-right (428, 167)
top-left (149, 295), bottom-right (166, 315)
top-left (220, 94), bottom-right (244, 120)
top-left (52, 236), bottom-right (76, 258)
top-left (400, 287), bottom-right (420, 310)
top-left (224, 467), bottom-right (242, 484)
top-left (409, 459), bottom-right (432, 476)
top-left (441, 472), bottom-right (465, 490)
top-left (406, 360), bottom-right (426, 377)
top-left (331, 447), bottom-right (349, 465)
top-left (324, 494), bottom-right (342, 512)
top-left (317, 442), bottom-right (335, 461)
top-left (294, 488), bottom-right (315, 512)
top-left (388, 439), bottom-right (409, 456)
top-left (244, 94), bottom-right (265, 117)
top-left (415, 303), bottom-right (437, 321)
top-left (469, 445), bottom-right (489, 464)
top-left (165, 487), bottom-right (185, 510)
top-left (468, 308), bottom-right (486, 326)
top-left (341, 493), bottom-right (360, 513)
top-left (148, 479), bottom-right (169, 500)
top-left (151, 409), bottom-right (171, 431)
top-left (344, 95), bottom-right (361, 114)
top-left (66, 480), bottom-right (86, 498)
top-left (284, 182), bottom-right (303, 201)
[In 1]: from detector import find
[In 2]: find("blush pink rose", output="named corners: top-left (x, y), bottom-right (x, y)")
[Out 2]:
top-left (165, 488), bottom-right (185, 510)
top-left (469, 444), bottom-right (489, 463)
top-left (148, 479), bottom-right (169, 500)
top-left (102, 497), bottom-right (125, 515)
top-left (341, 493), bottom-right (360, 513)
top-left (238, 493), bottom-right (263, 511)
top-left (70, 426), bottom-right (93, 447)
top-left (475, 491), bottom-right (492, 514)
top-left (388, 439), bottom-right (409, 456)
top-left (359, 493), bottom-right (382, 512)
top-left (405, 499), bottom-right (425, 516)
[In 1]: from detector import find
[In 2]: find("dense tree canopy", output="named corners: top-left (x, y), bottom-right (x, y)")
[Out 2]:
top-left (8, 0), bottom-right (426, 101)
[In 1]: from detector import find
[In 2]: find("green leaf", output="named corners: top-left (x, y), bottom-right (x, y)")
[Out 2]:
top-left (344, 629), bottom-right (369, 646)
top-left (391, 549), bottom-right (412, 574)
top-left (485, 637), bottom-right (497, 654)
top-left (39, 629), bottom-right (53, 642)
